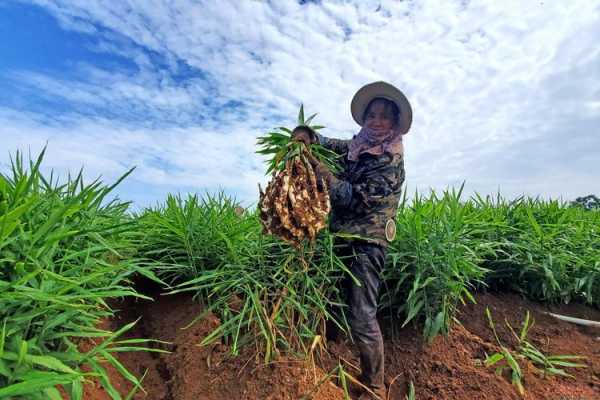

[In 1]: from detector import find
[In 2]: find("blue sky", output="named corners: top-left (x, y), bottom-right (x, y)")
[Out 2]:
top-left (1, 0), bottom-right (599, 209)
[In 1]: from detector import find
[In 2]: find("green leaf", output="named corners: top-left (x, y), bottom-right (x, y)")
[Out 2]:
top-left (44, 386), bottom-right (64, 400)
top-left (484, 353), bottom-right (504, 367)
top-left (401, 299), bottom-right (423, 327)
top-left (0, 372), bottom-right (76, 397)
top-left (298, 104), bottom-right (305, 125)
top-left (27, 354), bottom-right (79, 374)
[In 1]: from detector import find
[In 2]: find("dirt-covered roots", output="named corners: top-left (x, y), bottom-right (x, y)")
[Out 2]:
top-left (259, 153), bottom-right (330, 246)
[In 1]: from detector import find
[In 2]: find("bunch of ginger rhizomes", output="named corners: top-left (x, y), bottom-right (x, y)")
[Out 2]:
top-left (259, 150), bottom-right (330, 247)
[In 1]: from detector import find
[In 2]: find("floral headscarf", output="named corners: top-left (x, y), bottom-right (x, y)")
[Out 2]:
top-left (347, 124), bottom-right (404, 161)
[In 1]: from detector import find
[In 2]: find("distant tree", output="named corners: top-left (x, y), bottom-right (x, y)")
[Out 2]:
top-left (570, 194), bottom-right (600, 210)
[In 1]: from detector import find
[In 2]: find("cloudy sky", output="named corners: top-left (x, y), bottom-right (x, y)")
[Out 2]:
top-left (1, 0), bottom-right (598, 209)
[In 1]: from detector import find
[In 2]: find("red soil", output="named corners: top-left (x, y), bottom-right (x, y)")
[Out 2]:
top-left (68, 289), bottom-right (600, 400)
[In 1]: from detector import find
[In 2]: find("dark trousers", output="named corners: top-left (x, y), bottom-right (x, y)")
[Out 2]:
top-left (336, 240), bottom-right (386, 393)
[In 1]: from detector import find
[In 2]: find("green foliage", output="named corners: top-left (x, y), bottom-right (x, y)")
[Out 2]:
top-left (136, 186), bottom-right (361, 363)
top-left (484, 308), bottom-right (525, 395)
top-left (136, 183), bottom-right (600, 359)
top-left (381, 184), bottom-right (490, 342)
top-left (406, 380), bottom-right (416, 400)
top-left (190, 239), bottom-right (349, 361)
top-left (380, 188), bottom-right (600, 343)
top-left (570, 194), bottom-right (600, 210)
top-left (255, 104), bottom-right (341, 174)
top-left (136, 192), bottom-right (257, 285)
top-left (475, 196), bottom-right (600, 305)
top-left (484, 308), bottom-right (585, 395)
top-left (0, 149), bottom-right (163, 399)
top-left (6, 144), bottom-right (599, 392)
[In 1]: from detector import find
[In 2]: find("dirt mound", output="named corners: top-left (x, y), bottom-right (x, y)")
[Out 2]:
top-left (70, 291), bottom-right (342, 400)
top-left (70, 288), bottom-right (600, 400)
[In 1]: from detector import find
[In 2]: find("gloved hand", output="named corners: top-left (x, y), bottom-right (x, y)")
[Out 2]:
top-left (291, 125), bottom-right (317, 146)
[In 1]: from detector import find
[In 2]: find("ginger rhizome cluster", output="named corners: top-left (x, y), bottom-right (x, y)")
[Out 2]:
top-left (256, 106), bottom-right (340, 246)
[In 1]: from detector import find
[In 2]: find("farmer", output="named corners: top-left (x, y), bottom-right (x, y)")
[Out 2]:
top-left (292, 81), bottom-right (411, 400)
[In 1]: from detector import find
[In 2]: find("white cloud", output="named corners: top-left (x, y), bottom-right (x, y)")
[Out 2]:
top-left (2, 0), bottom-right (600, 206)
top-left (0, 107), bottom-right (268, 208)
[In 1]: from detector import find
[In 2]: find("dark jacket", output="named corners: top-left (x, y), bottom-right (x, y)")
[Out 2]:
top-left (316, 133), bottom-right (405, 247)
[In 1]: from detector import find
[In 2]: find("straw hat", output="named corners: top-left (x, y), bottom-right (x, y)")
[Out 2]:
top-left (350, 81), bottom-right (413, 134)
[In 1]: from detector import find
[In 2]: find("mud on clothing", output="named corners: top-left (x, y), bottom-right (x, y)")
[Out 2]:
top-left (316, 132), bottom-right (405, 395)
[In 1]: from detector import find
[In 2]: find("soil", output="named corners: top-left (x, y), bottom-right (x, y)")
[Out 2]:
top-left (65, 280), bottom-right (600, 400)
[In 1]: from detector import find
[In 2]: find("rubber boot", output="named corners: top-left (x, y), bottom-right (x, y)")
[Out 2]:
top-left (357, 385), bottom-right (386, 400)
top-left (356, 340), bottom-right (386, 399)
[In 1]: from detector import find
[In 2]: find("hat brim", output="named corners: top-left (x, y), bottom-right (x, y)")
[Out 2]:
top-left (350, 81), bottom-right (413, 134)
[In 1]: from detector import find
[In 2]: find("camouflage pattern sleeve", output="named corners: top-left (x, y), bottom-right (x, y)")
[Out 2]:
top-left (314, 132), bottom-right (351, 156)
top-left (329, 152), bottom-right (406, 247)
top-left (349, 153), bottom-right (404, 210)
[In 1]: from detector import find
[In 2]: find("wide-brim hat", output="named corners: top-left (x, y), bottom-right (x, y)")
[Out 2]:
top-left (350, 81), bottom-right (412, 134)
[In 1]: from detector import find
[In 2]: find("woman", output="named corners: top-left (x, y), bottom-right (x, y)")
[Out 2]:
top-left (292, 81), bottom-right (412, 400)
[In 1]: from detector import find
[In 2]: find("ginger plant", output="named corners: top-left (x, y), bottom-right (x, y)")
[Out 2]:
top-left (256, 105), bottom-right (340, 246)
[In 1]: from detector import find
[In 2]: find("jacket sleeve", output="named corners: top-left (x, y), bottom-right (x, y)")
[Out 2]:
top-left (329, 178), bottom-right (353, 209)
top-left (314, 132), bottom-right (351, 156)
top-left (329, 152), bottom-right (404, 211)
top-left (354, 153), bottom-right (405, 210)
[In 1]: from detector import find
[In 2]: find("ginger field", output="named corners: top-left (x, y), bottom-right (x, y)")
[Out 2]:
top-left (1, 150), bottom-right (599, 399)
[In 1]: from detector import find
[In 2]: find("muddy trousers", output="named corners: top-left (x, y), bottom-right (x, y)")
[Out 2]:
top-left (337, 241), bottom-right (387, 395)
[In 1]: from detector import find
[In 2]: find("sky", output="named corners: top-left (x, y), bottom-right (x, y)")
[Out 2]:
top-left (1, 0), bottom-right (599, 209)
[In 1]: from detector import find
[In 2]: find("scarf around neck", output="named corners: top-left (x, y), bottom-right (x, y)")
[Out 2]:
top-left (347, 125), bottom-right (404, 161)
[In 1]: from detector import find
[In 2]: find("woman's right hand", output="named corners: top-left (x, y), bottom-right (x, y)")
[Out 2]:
top-left (291, 126), bottom-right (317, 146)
